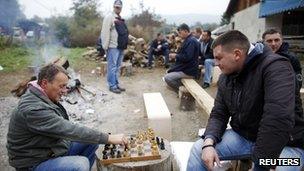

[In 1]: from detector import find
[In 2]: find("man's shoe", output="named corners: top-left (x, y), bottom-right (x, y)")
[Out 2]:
top-left (202, 83), bottom-right (210, 89)
top-left (117, 86), bottom-right (126, 91)
top-left (148, 65), bottom-right (153, 69)
top-left (164, 64), bottom-right (170, 69)
top-left (109, 88), bottom-right (121, 94)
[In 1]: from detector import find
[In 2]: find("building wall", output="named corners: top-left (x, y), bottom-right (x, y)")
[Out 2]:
top-left (265, 14), bottom-right (283, 31)
top-left (230, 3), bottom-right (266, 42)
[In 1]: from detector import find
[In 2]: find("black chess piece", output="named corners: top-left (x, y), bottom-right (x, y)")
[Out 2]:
top-left (160, 138), bottom-right (165, 150)
top-left (117, 150), bottom-right (122, 158)
top-left (110, 149), bottom-right (115, 158)
top-left (102, 150), bottom-right (107, 155)
top-left (102, 154), bottom-right (108, 160)
top-left (156, 137), bottom-right (160, 145)
top-left (104, 144), bottom-right (110, 150)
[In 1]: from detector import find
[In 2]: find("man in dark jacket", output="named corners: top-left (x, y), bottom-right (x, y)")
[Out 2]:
top-left (187, 30), bottom-right (304, 171)
top-left (263, 29), bottom-right (303, 125)
top-left (147, 32), bottom-right (170, 69)
top-left (199, 30), bottom-right (214, 88)
top-left (7, 64), bottom-right (128, 171)
top-left (164, 23), bottom-right (200, 93)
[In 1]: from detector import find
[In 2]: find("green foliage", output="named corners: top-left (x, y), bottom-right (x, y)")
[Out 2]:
top-left (66, 47), bottom-right (98, 70)
top-left (192, 22), bottom-right (219, 32)
top-left (48, 16), bottom-right (71, 46)
top-left (127, 0), bottom-right (164, 40)
top-left (67, 0), bottom-right (102, 47)
top-left (69, 18), bottom-right (101, 47)
top-left (0, 47), bottom-right (32, 72)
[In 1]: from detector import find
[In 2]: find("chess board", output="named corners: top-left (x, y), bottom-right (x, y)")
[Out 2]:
top-left (100, 128), bottom-right (165, 165)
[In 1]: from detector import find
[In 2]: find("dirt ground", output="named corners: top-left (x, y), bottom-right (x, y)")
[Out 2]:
top-left (0, 66), bottom-right (216, 170)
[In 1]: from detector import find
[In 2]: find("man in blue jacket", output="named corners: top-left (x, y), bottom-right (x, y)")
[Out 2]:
top-left (164, 23), bottom-right (200, 93)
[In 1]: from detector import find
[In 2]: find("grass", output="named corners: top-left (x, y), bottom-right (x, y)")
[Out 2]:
top-left (0, 46), bottom-right (33, 73)
top-left (65, 47), bottom-right (99, 71)
top-left (0, 46), bottom-right (98, 73)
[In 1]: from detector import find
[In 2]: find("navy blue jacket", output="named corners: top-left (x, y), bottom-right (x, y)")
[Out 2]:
top-left (168, 34), bottom-right (200, 77)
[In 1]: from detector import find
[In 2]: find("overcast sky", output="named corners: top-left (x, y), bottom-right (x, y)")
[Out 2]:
top-left (19, 0), bottom-right (230, 18)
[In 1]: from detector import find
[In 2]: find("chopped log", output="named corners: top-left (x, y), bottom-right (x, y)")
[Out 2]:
top-left (100, 62), bottom-right (107, 76)
top-left (179, 86), bottom-right (195, 111)
top-left (120, 62), bottom-right (133, 76)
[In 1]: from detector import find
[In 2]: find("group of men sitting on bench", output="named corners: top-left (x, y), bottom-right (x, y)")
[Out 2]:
top-left (164, 24), bottom-right (304, 171)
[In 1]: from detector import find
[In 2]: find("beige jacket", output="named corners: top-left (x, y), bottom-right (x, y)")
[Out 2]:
top-left (101, 11), bottom-right (119, 50)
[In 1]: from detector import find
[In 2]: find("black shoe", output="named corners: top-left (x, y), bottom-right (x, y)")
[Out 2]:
top-left (164, 64), bottom-right (170, 69)
top-left (109, 88), bottom-right (121, 94)
top-left (148, 65), bottom-right (153, 69)
top-left (202, 83), bottom-right (210, 89)
top-left (117, 86), bottom-right (126, 91)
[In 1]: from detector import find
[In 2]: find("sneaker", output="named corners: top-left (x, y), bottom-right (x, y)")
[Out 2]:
top-left (109, 88), bottom-right (121, 94)
top-left (117, 86), bottom-right (126, 91)
top-left (202, 83), bottom-right (210, 89)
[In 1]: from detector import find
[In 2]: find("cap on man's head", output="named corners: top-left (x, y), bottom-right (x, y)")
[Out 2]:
top-left (177, 23), bottom-right (190, 32)
top-left (114, 0), bottom-right (123, 7)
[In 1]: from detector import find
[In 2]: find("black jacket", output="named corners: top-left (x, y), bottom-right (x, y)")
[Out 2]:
top-left (276, 42), bottom-right (304, 147)
top-left (168, 34), bottom-right (200, 77)
top-left (204, 44), bottom-right (304, 165)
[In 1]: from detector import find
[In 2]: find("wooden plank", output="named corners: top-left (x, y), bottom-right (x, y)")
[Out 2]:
top-left (143, 93), bottom-right (171, 119)
top-left (181, 79), bottom-right (214, 114)
top-left (143, 93), bottom-right (171, 140)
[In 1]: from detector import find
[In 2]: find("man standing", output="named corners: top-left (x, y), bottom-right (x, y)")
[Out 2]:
top-left (187, 30), bottom-right (304, 171)
top-left (147, 32), bottom-right (170, 69)
top-left (164, 23), bottom-right (200, 93)
top-left (7, 64), bottom-right (128, 171)
top-left (101, 0), bottom-right (128, 94)
top-left (200, 30), bottom-right (214, 88)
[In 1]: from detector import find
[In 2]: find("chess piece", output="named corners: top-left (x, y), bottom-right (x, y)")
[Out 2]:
top-left (156, 137), bottom-right (160, 145)
top-left (123, 149), bottom-right (130, 157)
top-left (137, 146), bottom-right (144, 156)
top-left (104, 144), bottom-right (110, 150)
top-left (117, 150), bottom-right (122, 158)
top-left (160, 138), bottom-right (165, 150)
top-left (103, 154), bottom-right (108, 160)
top-left (110, 148), bottom-right (115, 158)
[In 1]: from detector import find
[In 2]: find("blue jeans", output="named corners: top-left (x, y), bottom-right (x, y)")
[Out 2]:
top-left (187, 130), bottom-right (304, 171)
top-left (33, 142), bottom-right (99, 171)
top-left (203, 59), bottom-right (214, 84)
top-left (148, 48), bottom-right (169, 66)
top-left (107, 48), bottom-right (124, 89)
top-left (164, 71), bottom-right (193, 92)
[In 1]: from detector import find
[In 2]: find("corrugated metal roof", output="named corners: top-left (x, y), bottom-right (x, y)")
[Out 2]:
top-left (259, 0), bottom-right (304, 17)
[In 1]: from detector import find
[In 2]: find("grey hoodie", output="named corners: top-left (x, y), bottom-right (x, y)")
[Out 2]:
top-left (6, 86), bottom-right (108, 168)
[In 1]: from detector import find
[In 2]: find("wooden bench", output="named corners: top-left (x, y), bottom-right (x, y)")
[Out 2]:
top-left (143, 92), bottom-right (172, 141)
top-left (181, 79), bottom-right (214, 114)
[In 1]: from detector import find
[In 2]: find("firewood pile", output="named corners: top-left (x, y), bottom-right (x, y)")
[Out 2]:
top-left (82, 34), bottom-right (183, 67)
top-left (82, 47), bottom-right (104, 61)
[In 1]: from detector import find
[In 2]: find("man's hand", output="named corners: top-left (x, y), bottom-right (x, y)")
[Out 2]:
top-left (201, 138), bottom-right (221, 170)
top-left (108, 134), bottom-right (128, 145)
top-left (201, 146), bottom-right (221, 170)
top-left (169, 53), bottom-right (176, 60)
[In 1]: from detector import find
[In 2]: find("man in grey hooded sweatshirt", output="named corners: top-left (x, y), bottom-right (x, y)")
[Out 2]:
top-left (7, 64), bottom-right (128, 171)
